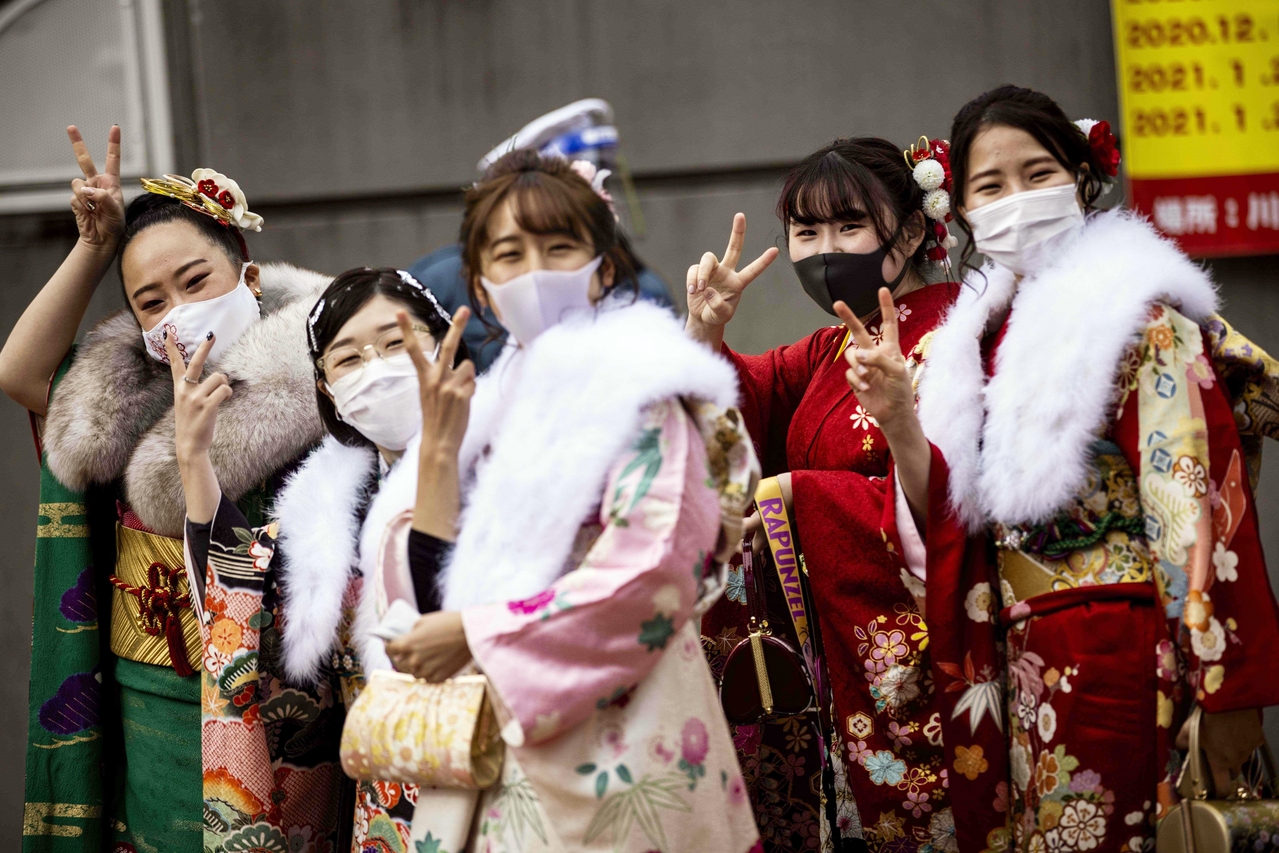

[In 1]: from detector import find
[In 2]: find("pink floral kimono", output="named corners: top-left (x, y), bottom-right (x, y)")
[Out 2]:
top-left (362, 299), bottom-right (763, 853)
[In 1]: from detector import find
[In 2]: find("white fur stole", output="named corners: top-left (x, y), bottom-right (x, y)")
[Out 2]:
top-left (271, 435), bottom-right (377, 683)
top-left (917, 210), bottom-right (1218, 530)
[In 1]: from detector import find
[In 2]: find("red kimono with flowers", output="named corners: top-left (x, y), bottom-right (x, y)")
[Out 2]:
top-left (922, 305), bottom-right (1279, 853)
top-left (702, 282), bottom-right (961, 853)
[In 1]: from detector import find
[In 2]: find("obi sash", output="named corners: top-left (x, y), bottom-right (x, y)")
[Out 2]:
top-left (109, 523), bottom-right (200, 676)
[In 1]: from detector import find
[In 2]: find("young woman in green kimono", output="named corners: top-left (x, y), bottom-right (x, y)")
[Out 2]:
top-left (0, 126), bottom-right (330, 852)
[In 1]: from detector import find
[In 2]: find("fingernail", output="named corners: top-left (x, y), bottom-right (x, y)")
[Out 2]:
top-left (162, 330), bottom-right (167, 341)
top-left (206, 331), bottom-right (214, 340)
top-left (698, 279), bottom-right (706, 289)
top-left (82, 187), bottom-right (94, 196)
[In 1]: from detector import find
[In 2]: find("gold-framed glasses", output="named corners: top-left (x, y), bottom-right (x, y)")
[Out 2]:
top-left (318, 324), bottom-right (438, 380)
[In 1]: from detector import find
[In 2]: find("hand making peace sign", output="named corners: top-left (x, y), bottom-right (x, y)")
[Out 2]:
top-left (685, 213), bottom-right (779, 329)
top-left (166, 331), bottom-right (233, 523)
top-left (398, 305), bottom-right (476, 460)
top-left (834, 288), bottom-right (917, 432)
top-left (66, 125), bottom-right (125, 249)
top-left (166, 331), bottom-right (232, 467)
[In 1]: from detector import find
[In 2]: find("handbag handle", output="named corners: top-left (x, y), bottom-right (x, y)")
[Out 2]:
top-left (1182, 703), bottom-right (1279, 801)
top-left (1184, 705), bottom-right (1210, 801)
top-left (740, 544), bottom-right (775, 714)
top-left (741, 540), bottom-right (770, 633)
top-left (1181, 705), bottom-right (1206, 853)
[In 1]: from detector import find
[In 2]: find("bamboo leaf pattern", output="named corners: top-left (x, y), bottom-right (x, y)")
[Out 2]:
top-left (612, 427), bottom-right (663, 515)
top-left (491, 775), bottom-right (548, 845)
top-left (582, 772), bottom-right (692, 850)
top-left (952, 680), bottom-right (1004, 735)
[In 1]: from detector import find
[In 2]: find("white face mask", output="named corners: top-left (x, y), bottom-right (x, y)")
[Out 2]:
top-left (480, 255), bottom-right (602, 346)
top-left (142, 262), bottom-right (260, 364)
top-left (325, 352), bottom-right (429, 452)
top-left (966, 183), bottom-right (1084, 275)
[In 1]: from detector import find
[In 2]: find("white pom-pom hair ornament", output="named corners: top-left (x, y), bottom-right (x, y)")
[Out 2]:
top-left (923, 188), bottom-right (950, 221)
top-left (913, 159), bottom-right (946, 192)
top-left (1074, 118), bottom-right (1099, 137)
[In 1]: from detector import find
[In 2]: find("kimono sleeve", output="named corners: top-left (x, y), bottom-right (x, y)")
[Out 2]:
top-left (917, 444), bottom-right (1011, 853)
top-left (190, 494), bottom-right (281, 813)
top-left (462, 399), bottom-right (720, 746)
top-left (724, 331), bottom-right (830, 474)
top-left (1113, 304), bottom-right (1279, 712)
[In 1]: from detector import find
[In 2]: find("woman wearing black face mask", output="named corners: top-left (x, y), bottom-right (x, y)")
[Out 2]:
top-left (687, 137), bottom-right (961, 852)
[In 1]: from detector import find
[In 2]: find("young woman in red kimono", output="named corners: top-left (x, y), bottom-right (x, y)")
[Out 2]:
top-left (687, 137), bottom-right (962, 853)
top-left (872, 86), bottom-right (1279, 853)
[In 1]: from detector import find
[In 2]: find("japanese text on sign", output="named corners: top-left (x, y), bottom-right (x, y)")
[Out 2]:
top-left (1112, 0), bottom-right (1279, 256)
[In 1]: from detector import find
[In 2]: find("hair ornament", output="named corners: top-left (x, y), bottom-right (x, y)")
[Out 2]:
top-left (1073, 119), bottom-right (1121, 178)
top-left (140, 169), bottom-right (263, 232)
top-left (306, 297), bottom-right (326, 353)
top-left (396, 269), bottom-right (449, 322)
top-left (903, 136), bottom-right (957, 270)
top-left (569, 159), bottom-right (618, 220)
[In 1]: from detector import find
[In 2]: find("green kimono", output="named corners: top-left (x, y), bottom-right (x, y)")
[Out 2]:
top-left (22, 263), bottom-right (329, 852)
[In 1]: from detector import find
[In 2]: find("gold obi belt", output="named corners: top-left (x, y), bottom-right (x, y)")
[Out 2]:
top-left (995, 527), bottom-right (1154, 610)
top-left (110, 523), bottom-right (201, 676)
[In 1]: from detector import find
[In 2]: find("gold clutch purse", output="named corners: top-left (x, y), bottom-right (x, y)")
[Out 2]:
top-left (339, 670), bottom-right (504, 789)
top-left (1157, 706), bottom-right (1279, 853)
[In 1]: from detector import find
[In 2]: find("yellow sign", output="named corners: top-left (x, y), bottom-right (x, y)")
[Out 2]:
top-left (1112, 0), bottom-right (1279, 179)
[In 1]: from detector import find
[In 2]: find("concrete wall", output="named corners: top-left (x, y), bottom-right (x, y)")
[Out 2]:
top-left (1, 0), bottom-right (1276, 841)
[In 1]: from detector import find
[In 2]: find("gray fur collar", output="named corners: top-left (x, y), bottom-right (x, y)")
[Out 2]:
top-left (43, 262), bottom-right (331, 536)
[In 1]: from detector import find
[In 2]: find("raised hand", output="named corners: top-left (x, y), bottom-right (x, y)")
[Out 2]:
top-left (835, 288), bottom-right (932, 525)
top-left (407, 306), bottom-right (475, 543)
top-left (167, 332), bottom-right (232, 523)
top-left (67, 125), bottom-right (125, 248)
top-left (685, 213), bottom-right (778, 333)
top-left (401, 306), bottom-right (475, 459)
top-left (835, 288), bottom-right (916, 431)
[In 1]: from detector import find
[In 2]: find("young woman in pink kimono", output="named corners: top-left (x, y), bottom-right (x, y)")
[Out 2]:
top-left (373, 150), bottom-right (764, 853)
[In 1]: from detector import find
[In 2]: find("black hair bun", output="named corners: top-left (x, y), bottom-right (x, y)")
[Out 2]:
top-left (123, 190), bottom-right (182, 228)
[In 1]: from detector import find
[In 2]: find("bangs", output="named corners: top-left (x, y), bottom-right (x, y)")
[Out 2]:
top-left (778, 152), bottom-right (875, 226)
top-left (504, 175), bottom-right (594, 243)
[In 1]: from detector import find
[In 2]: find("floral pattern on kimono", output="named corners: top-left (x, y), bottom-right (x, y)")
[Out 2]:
top-left (420, 399), bottom-right (761, 853)
top-left (1201, 313), bottom-right (1279, 490)
top-left (706, 282), bottom-right (960, 853)
top-left (192, 497), bottom-right (352, 853)
top-left (1119, 306), bottom-right (1279, 804)
top-left (327, 576), bottom-right (421, 853)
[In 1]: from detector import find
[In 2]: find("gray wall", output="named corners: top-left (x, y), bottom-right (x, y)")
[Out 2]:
top-left (1, 0), bottom-right (1276, 842)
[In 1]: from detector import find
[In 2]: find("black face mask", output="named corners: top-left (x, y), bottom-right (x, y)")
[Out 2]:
top-left (792, 241), bottom-right (909, 318)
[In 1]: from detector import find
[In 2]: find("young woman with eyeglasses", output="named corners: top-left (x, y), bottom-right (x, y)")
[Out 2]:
top-left (171, 265), bottom-right (473, 852)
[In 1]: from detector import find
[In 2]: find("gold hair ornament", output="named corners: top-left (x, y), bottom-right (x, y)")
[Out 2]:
top-left (904, 136), bottom-right (933, 169)
top-left (139, 169), bottom-right (263, 232)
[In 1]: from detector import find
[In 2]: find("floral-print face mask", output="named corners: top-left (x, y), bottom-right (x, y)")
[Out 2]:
top-left (141, 262), bottom-right (260, 364)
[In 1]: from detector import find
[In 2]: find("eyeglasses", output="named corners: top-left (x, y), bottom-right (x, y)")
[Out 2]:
top-left (318, 324), bottom-right (438, 380)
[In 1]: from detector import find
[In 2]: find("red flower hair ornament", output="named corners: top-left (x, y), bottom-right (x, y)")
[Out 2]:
top-left (1074, 119), bottom-right (1121, 178)
top-left (904, 136), bottom-right (958, 271)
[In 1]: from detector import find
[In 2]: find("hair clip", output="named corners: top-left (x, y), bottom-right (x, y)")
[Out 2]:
top-left (306, 298), bottom-right (326, 352)
top-left (570, 160), bottom-right (618, 220)
top-left (396, 270), bottom-right (449, 321)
